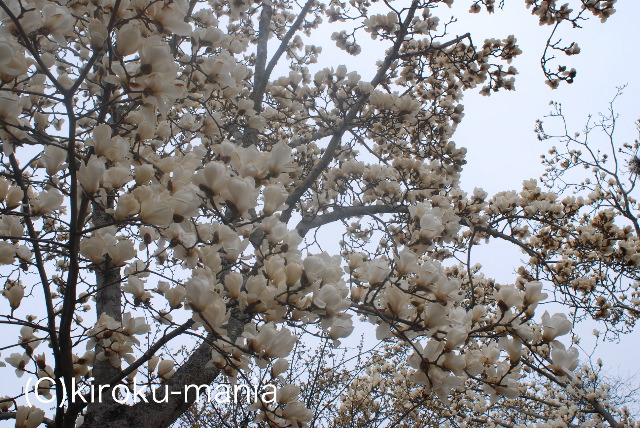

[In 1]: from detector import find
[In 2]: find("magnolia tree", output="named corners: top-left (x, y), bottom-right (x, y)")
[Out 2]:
top-left (0, 0), bottom-right (634, 427)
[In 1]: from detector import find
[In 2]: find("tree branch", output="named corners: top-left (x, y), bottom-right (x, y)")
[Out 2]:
top-left (394, 32), bottom-right (471, 59)
top-left (280, 0), bottom-right (421, 224)
top-left (295, 204), bottom-right (408, 237)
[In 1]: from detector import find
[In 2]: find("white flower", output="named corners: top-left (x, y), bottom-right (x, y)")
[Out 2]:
top-left (495, 285), bottom-right (522, 311)
top-left (221, 176), bottom-right (258, 215)
top-left (4, 282), bottom-right (24, 310)
top-left (42, 145), bottom-right (66, 175)
top-left (499, 336), bottom-right (523, 362)
top-left (169, 188), bottom-right (199, 220)
top-left (549, 344), bottom-right (579, 375)
top-left (0, 37), bottom-right (29, 80)
top-left (16, 245), bottom-right (31, 262)
top-left (15, 405), bottom-right (44, 428)
top-left (262, 184), bottom-right (288, 215)
top-left (152, 0), bottom-right (192, 36)
top-left (224, 272), bottom-right (243, 298)
top-left (228, 0), bottom-right (251, 19)
top-left (282, 401), bottom-right (313, 428)
top-left (0, 241), bottom-right (16, 264)
top-left (79, 235), bottom-right (106, 264)
top-left (104, 165), bottom-right (132, 189)
top-left (115, 23), bottom-right (141, 56)
top-left (244, 323), bottom-right (297, 359)
top-left (271, 358), bottom-right (289, 377)
top-left (78, 158), bottom-right (105, 194)
top-left (5, 352), bottom-right (28, 377)
top-left (121, 313), bottom-right (150, 336)
top-left (267, 142), bottom-right (294, 174)
top-left (122, 276), bottom-right (150, 303)
top-left (313, 284), bottom-right (350, 316)
top-left (423, 302), bottom-right (448, 328)
top-left (165, 286), bottom-right (186, 309)
top-left (88, 19), bottom-right (108, 48)
top-left (384, 286), bottom-right (408, 316)
top-left (185, 276), bottom-right (216, 313)
top-left (6, 187), bottom-right (24, 208)
top-left (396, 249), bottom-right (419, 275)
top-left (277, 384), bottom-right (300, 404)
top-left (140, 195), bottom-right (174, 226)
top-left (139, 36), bottom-right (175, 74)
top-left (194, 161), bottom-right (227, 195)
top-left (135, 164), bottom-right (155, 185)
top-left (328, 314), bottom-right (354, 343)
top-left (157, 359), bottom-right (175, 379)
top-left (444, 326), bottom-right (468, 350)
top-left (366, 258), bottom-right (390, 286)
top-left (114, 193), bottom-right (140, 220)
top-left (523, 280), bottom-right (547, 316)
top-left (32, 189), bottom-right (63, 215)
top-left (42, 4), bottom-right (74, 44)
top-left (419, 212), bottom-right (444, 239)
top-left (541, 311), bottom-right (572, 341)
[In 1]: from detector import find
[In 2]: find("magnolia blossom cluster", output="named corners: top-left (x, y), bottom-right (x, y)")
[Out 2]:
top-left (86, 313), bottom-right (150, 368)
top-left (333, 340), bottom-right (633, 428)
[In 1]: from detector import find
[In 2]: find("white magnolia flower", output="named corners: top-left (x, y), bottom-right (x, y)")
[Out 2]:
top-left (194, 161), bottom-right (228, 195)
top-left (165, 286), bottom-right (186, 309)
top-left (396, 249), bottom-right (419, 275)
top-left (313, 284), bottom-right (350, 317)
top-left (262, 184), bottom-right (288, 215)
top-left (4, 282), bottom-right (24, 310)
top-left (32, 189), bottom-right (64, 215)
top-left (185, 276), bottom-right (217, 313)
top-left (42, 145), bottom-right (67, 175)
top-left (42, 4), bottom-right (74, 44)
top-left (495, 285), bottom-right (522, 311)
top-left (115, 23), bottom-right (141, 56)
top-left (271, 358), bottom-right (289, 377)
top-left (122, 276), bottom-right (151, 303)
top-left (5, 352), bottom-right (29, 377)
top-left (244, 323), bottom-right (297, 359)
top-left (523, 280), bottom-right (548, 316)
top-left (87, 18), bottom-right (108, 48)
top-left (140, 195), bottom-right (174, 226)
top-left (0, 241), bottom-right (16, 264)
top-left (78, 157), bottom-right (105, 194)
top-left (277, 384), bottom-right (300, 404)
top-left (15, 405), bottom-right (45, 428)
top-left (366, 258), bottom-right (390, 286)
top-left (79, 235), bottom-right (106, 264)
top-left (541, 311), bottom-right (572, 341)
top-left (549, 344), bottom-right (579, 375)
top-left (6, 187), bottom-right (24, 209)
top-left (114, 193), bottom-right (140, 220)
top-left (328, 314), bottom-right (354, 343)
top-left (157, 359), bottom-right (175, 379)
top-left (221, 176), bottom-right (258, 215)
top-left (266, 142), bottom-right (294, 174)
top-left (419, 212), bottom-right (444, 239)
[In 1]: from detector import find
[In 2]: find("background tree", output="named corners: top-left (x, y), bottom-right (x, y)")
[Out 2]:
top-left (0, 0), bottom-right (633, 427)
top-left (180, 335), bottom-right (640, 428)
